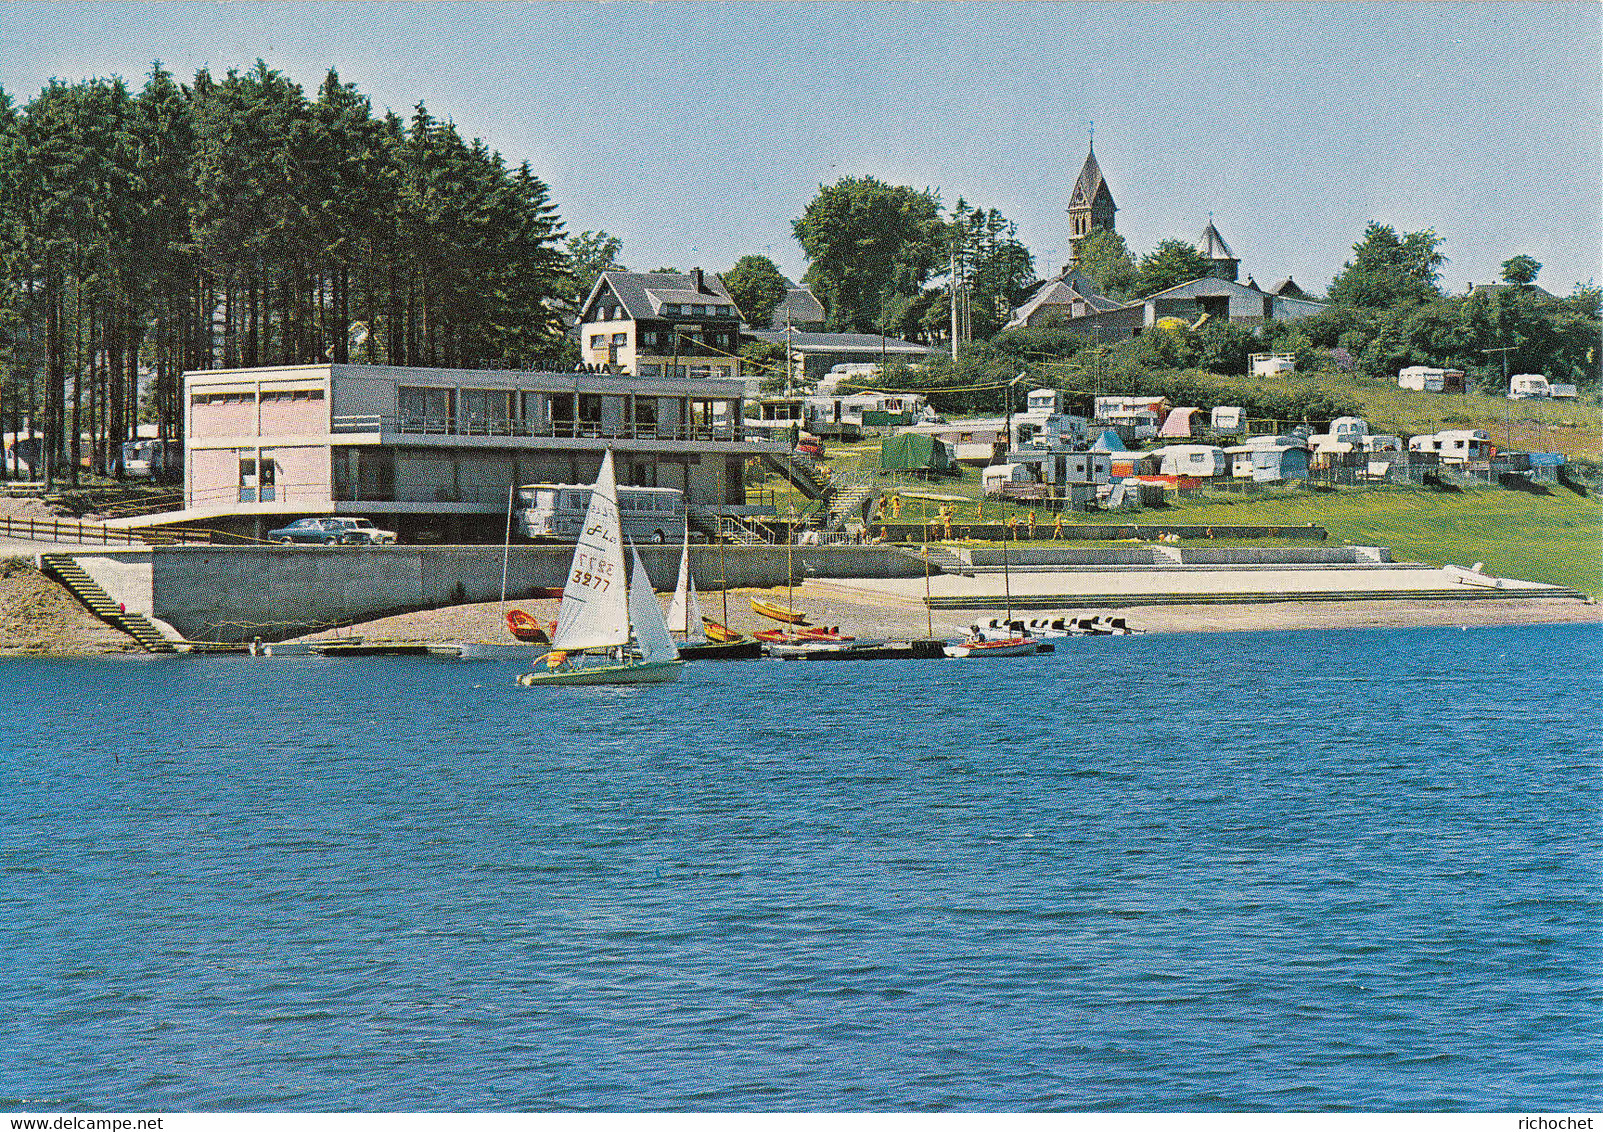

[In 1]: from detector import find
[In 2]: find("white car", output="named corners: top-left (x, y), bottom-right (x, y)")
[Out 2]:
top-left (326, 517), bottom-right (397, 545)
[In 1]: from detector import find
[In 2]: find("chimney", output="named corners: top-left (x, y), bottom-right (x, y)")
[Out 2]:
top-left (691, 267), bottom-right (705, 293)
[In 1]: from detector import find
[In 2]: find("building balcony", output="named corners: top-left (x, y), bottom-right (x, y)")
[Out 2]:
top-left (330, 414), bottom-right (757, 445)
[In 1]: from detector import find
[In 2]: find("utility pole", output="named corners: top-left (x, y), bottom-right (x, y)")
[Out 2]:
top-left (1483, 344), bottom-right (1516, 451)
top-left (950, 244), bottom-right (960, 364)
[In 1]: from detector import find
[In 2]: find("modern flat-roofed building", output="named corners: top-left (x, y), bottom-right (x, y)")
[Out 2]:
top-left (182, 362), bottom-right (779, 541)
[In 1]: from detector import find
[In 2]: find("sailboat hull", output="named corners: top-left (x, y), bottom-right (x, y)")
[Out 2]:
top-left (516, 659), bottom-right (684, 686)
top-left (677, 640), bottom-right (763, 661)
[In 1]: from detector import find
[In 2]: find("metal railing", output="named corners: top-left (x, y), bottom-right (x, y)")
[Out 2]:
top-left (332, 414), bottom-right (754, 444)
top-left (0, 515), bottom-right (216, 546)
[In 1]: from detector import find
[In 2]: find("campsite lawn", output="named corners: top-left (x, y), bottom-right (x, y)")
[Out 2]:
top-left (748, 438), bottom-right (1601, 595)
top-left (1053, 485), bottom-right (1601, 596)
top-left (1149, 485), bottom-right (1602, 595)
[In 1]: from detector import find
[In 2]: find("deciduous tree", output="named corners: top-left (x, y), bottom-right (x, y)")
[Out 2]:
top-left (792, 176), bottom-right (944, 333)
top-left (723, 254), bottom-right (788, 328)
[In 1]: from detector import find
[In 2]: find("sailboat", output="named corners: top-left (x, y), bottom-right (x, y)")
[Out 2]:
top-left (666, 539), bottom-right (762, 660)
top-left (944, 516), bottom-right (1038, 659)
top-left (516, 451), bottom-right (684, 686)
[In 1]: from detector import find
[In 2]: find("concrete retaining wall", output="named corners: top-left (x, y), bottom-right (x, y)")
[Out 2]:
top-left (873, 522), bottom-right (1327, 542)
top-left (99, 539), bottom-right (1382, 642)
top-left (959, 545), bottom-right (1377, 568)
top-left (146, 543), bottom-right (931, 641)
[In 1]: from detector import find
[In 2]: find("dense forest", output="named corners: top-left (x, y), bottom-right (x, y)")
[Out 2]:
top-left (0, 62), bottom-right (571, 483)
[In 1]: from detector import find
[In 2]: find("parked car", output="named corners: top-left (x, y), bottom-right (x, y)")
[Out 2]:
top-left (795, 437), bottom-right (826, 458)
top-left (327, 517), bottom-right (398, 544)
top-left (267, 517), bottom-right (398, 545)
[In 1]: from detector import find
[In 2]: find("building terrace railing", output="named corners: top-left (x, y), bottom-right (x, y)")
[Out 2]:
top-left (0, 515), bottom-right (218, 546)
top-left (331, 414), bottom-right (758, 444)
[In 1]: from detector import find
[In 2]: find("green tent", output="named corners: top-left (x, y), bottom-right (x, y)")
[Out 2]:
top-left (881, 433), bottom-right (955, 473)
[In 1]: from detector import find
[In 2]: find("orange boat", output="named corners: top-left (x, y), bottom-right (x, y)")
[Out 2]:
top-left (505, 609), bottom-right (551, 643)
top-left (753, 626), bottom-right (846, 644)
top-left (700, 617), bottom-right (745, 643)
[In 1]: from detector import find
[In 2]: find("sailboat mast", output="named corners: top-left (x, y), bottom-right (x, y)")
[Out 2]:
top-left (719, 461), bottom-right (729, 627)
top-left (500, 481), bottom-right (515, 638)
top-left (923, 499), bottom-right (933, 639)
top-left (1003, 521), bottom-right (1012, 624)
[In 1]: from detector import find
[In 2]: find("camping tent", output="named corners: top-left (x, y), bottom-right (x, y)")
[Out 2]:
top-left (881, 433), bottom-right (955, 473)
top-left (1090, 429), bottom-right (1128, 451)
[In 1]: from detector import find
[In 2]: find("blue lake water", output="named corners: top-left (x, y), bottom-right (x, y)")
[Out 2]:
top-left (1, 622), bottom-right (1598, 1112)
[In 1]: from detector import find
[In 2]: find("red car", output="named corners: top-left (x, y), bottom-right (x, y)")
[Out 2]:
top-left (795, 437), bottom-right (826, 458)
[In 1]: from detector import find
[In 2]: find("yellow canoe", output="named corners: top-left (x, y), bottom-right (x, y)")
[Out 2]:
top-left (750, 597), bottom-right (809, 625)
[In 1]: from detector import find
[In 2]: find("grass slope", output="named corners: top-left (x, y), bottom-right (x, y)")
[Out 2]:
top-left (1125, 486), bottom-right (1603, 595)
top-left (1218, 371), bottom-right (1602, 460)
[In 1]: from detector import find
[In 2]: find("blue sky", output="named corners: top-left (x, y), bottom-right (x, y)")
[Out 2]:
top-left (2, 2), bottom-right (1599, 296)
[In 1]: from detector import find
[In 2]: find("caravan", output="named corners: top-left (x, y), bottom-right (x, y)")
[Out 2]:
top-left (1508, 374), bottom-right (1552, 400)
top-left (1409, 429), bottom-right (1492, 466)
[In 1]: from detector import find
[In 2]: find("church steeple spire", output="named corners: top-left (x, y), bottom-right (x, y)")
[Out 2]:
top-left (1065, 137), bottom-right (1118, 272)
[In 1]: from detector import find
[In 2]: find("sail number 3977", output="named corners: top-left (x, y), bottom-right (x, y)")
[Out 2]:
top-left (571, 552), bottom-right (613, 592)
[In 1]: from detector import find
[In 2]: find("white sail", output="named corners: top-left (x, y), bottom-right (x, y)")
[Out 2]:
top-left (628, 546), bottom-right (680, 664)
top-left (665, 539), bottom-right (709, 643)
top-left (666, 539), bottom-right (691, 634)
top-left (549, 451), bottom-right (630, 652)
top-left (685, 576), bottom-right (707, 644)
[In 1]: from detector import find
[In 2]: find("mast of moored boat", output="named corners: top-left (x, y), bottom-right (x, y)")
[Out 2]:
top-left (922, 489), bottom-right (933, 639)
top-left (1002, 513), bottom-right (1012, 625)
top-left (500, 481), bottom-right (515, 640)
top-left (719, 461), bottom-right (729, 628)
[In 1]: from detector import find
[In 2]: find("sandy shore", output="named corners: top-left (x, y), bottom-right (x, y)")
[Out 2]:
top-left (299, 580), bottom-right (1600, 644)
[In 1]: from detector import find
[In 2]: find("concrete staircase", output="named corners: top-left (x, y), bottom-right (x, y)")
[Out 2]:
top-left (762, 450), bottom-right (833, 501)
top-left (38, 553), bottom-right (178, 653)
top-left (894, 544), bottom-right (971, 577)
top-left (823, 472), bottom-right (882, 532)
top-left (717, 515), bottom-right (768, 545)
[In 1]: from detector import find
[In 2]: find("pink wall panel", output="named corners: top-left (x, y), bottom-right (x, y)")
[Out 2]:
top-left (260, 398), bottom-right (328, 436)
top-left (190, 448), bottom-right (237, 508)
top-left (268, 446), bottom-right (331, 504)
top-left (191, 401), bottom-right (258, 437)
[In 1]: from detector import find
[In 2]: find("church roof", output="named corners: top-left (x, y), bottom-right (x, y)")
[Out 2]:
top-left (1267, 277), bottom-right (1310, 300)
top-left (1198, 220), bottom-right (1237, 262)
top-left (1068, 145), bottom-right (1116, 212)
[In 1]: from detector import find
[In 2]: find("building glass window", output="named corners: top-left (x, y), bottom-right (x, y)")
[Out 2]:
top-left (399, 386), bottom-right (453, 430)
top-left (611, 332), bottom-right (627, 347)
top-left (462, 389), bottom-right (511, 433)
top-left (590, 334), bottom-right (605, 348)
top-left (238, 454), bottom-right (257, 503)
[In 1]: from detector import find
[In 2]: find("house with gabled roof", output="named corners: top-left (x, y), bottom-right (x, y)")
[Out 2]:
top-left (1002, 270), bottom-right (1125, 331)
top-left (771, 279), bottom-right (826, 331)
top-left (1143, 276), bottom-right (1325, 326)
top-left (579, 268), bottom-right (744, 382)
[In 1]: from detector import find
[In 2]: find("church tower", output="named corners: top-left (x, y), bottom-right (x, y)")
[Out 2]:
top-left (1198, 217), bottom-right (1240, 281)
top-left (1065, 139), bottom-right (1118, 272)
